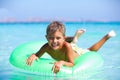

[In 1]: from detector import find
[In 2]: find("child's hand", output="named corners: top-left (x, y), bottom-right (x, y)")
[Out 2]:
top-left (26, 54), bottom-right (38, 65)
top-left (52, 61), bottom-right (63, 74)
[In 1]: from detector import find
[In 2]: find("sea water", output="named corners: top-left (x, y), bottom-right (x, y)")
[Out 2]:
top-left (0, 22), bottom-right (120, 80)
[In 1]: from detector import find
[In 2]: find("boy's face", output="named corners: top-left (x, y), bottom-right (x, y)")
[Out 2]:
top-left (46, 30), bottom-right (65, 50)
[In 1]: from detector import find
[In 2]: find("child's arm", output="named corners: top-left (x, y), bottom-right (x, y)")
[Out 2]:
top-left (52, 60), bottom-right (74, 74)
top-left (62, 42), bottom-right (74, 67)
top-left (26, 54), bottom-right (38, 65)
top-left (35, 43), bottom-right (49, 57)
top-left (26, 43), bottom-right (48, 65)
top-left (65, 36), bottom-right (74, 43)
top-left (52, 42), bottom-right (74, 74)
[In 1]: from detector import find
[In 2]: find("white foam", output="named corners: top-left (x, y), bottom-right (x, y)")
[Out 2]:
top-left (108, 30), bottom-right (116, 37)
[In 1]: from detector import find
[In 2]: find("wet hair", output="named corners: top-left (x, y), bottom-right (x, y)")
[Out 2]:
top-left (46, 21), bottom-right (66, 36)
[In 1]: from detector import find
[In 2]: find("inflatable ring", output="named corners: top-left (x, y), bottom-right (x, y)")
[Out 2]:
top-left (9, 41), bottom-right (104, 76)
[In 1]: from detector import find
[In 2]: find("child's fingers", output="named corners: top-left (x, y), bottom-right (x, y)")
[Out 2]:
top-left (26, 57), bottom-right (35, 65)
top-left (26, 56), bottom-right (38, 66)
top-left (54, 67), bottom-right (60, 74)
top-left (26, 60), bottom-right (30, 65)
top-left (26, 59), bottom-right (32, 65)
top-left (36, 57), bottom-right (39, 62)
top-left (52, 65), bottom-right (60, 74)
top-left (52, 65), bottom-right (55, 73)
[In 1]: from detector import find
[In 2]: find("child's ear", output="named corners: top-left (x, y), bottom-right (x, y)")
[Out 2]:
top-left (45, 35), bottom-right (48, 40)
top-left (64, 36), bottom-right (66, 40)
top-left (64, 36), bottom-right (66, 39)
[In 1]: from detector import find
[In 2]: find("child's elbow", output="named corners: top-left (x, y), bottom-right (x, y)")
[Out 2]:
top-left (70, 63), bottom-right (74, 67)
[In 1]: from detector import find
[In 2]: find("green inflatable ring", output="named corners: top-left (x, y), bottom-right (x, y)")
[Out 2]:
top-left (9, 41), bottom-right (104, 76)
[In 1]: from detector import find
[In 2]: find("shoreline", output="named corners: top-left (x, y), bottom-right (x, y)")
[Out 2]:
top-left (0, 21), bottom-right (120, 24)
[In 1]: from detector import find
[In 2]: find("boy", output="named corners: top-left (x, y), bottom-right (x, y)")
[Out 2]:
top-left (26, 21), bottom-right (116, 74)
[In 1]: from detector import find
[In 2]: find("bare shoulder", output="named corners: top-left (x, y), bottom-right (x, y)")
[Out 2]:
top-left (37, 43), bottom-right (50, 52)
top-left (41, 43), bottom-right (50, 51)
top-left (42, 43), bottom-right (49, 48)
top-left (35, 43), bottom-right (49, 57)
top-left (64, 42), bottom-right (72, 49)
top-left (42, 43), bottom-right (53, 52)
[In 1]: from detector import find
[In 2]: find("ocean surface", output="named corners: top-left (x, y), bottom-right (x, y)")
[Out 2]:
top-left (0, 22), bottom-right (120, 80)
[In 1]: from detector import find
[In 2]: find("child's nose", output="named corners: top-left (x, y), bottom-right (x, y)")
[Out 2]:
top-left (53, 38), bottom-right (57, 42)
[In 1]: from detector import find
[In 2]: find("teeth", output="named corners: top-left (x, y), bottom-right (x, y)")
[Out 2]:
top-left (52, 43), bottom-right (57, 47)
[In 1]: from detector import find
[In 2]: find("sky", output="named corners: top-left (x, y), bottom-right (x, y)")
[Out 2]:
top-left (0, 0), bottom-right (120, 22)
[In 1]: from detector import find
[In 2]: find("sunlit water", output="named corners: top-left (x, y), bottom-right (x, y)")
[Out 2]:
top-left (0, 22), bottom-right (120, 80)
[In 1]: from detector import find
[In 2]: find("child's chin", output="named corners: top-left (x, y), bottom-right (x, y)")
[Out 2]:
top-left (52, 47), bottom-right (59, 50)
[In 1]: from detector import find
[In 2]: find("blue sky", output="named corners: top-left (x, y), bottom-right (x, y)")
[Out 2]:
top-left (0, 0), bottom-right (120, 22)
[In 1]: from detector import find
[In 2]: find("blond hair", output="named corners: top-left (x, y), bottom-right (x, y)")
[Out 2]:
top-left (46, 21), bottom-right (66, 36)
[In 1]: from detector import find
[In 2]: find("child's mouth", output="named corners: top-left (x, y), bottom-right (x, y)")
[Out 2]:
top-left (51, 43), bottom-right (58, 48)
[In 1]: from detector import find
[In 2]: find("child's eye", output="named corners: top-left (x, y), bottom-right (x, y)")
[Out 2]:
top-left (56, 37), bottom-right (61, 40)
top-left (48, 37), bottom-right (54, 40)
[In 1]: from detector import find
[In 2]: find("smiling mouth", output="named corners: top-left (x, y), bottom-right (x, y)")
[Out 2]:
top-left (51, 43), bottom-right (59, 48)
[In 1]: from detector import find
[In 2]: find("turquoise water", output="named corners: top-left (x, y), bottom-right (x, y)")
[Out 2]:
top-left (0, 22), bottom-right (120, 80)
